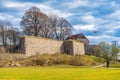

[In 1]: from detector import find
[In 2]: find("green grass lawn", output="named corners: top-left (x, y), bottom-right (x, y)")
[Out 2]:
top-left (110, 61), bottom-right (120, 68)
top-left (0, 66), bottom-right (120, 80)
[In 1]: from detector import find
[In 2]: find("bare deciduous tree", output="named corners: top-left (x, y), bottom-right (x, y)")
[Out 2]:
top-left (7, 28), bottom-right (21, 46)
top-left (0, 20), bottom-right (21, 52)
top-left (48, 14), bottom-right (58, 39)
top-left (21, 6), bottom-right (49, 36)
top-left (49, 14), bottom-right (73, 40)
top-left (21, 6), bottom-right (73, 40)
top-left (57, 17), bottom-right (73, 40)
top-left (0, 20), bottom-right (11, 47)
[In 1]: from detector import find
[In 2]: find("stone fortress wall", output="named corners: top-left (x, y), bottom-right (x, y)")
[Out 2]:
top-left (21, 36), bottom-right (85, 57)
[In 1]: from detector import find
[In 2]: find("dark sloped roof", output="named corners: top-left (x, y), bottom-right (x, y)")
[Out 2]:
top-left (66, 33), bottom-right (89, 41)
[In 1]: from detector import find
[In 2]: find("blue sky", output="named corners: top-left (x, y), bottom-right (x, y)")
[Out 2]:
top-left (0, 0), bottom-right (120, 44)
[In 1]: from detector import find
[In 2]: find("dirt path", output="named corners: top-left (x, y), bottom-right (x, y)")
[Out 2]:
top-left (92, 63), bottom-right (106, 68)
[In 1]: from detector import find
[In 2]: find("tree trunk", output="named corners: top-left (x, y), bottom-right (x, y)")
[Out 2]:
top-left (34, 27), bottom-right (38, 36)
top-left (106, 60), bottom-right (110, 68)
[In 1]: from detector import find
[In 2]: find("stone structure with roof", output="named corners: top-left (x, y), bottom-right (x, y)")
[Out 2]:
top-left (66, 33), bottom-right (97, 55)
top-left (66, 33), bottom-right (89, 45)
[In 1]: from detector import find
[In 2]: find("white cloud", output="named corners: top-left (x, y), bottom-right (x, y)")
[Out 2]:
top-left (64, 0), bottom-right (89, 9)
top-left (81, 15), bottom-right (95, 24)
top-left (113, 26), bottom-right (120, 29)
top-left (4, 2), bottom-right (26, 8)
top-left (50, 10), bottom-right (73, 18)
top-left (74, 24), bottom-right (97, 31)
top-left (105, 30), bottom-right (114, 33)
top-left (102, 21), bottom-right (120, 30)
top-left (80, 15), bottom-right (105, 25)
top-left (87, 35), bottom-right (111, 39)
top-left (0, 16), bottom-right (5, 20)
top-left (110, 1), bottom-right (120, 10)
top-left (108, 10), bottom-right (120, 20)
top-left (0, 13), bottom-right (21, 28)
top-left (3, 1), bottom-right (72, 18)
top-left (64, 0), bottom-right (108, 9)
top-left (87, 35), bottom-right (120, 44)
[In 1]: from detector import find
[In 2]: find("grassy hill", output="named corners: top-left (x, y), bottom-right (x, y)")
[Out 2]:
top-left (18, 54), bottom-right (105, 67)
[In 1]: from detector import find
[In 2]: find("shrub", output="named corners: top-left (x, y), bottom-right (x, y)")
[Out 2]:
top-left (19, 54), bottom-right (103, 67)
top-left (53, 54), bottom-right (71, 64)
top-left (69, 55), bottom-right (98, 66)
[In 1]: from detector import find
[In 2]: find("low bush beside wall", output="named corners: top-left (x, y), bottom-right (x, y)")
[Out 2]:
top-left (0, 53), bottom-right (26, 67)
top-left (19, 53), bottom-right (105, 67)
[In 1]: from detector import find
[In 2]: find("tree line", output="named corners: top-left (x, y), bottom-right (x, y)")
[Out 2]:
top-left (0, 6), bottom-right (73, 52)
top-left (0, 20), bottom-right (21, 52)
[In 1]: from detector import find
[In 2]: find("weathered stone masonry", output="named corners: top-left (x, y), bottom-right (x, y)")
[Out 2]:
top-left (20, 36), bottom-right (85, 57)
